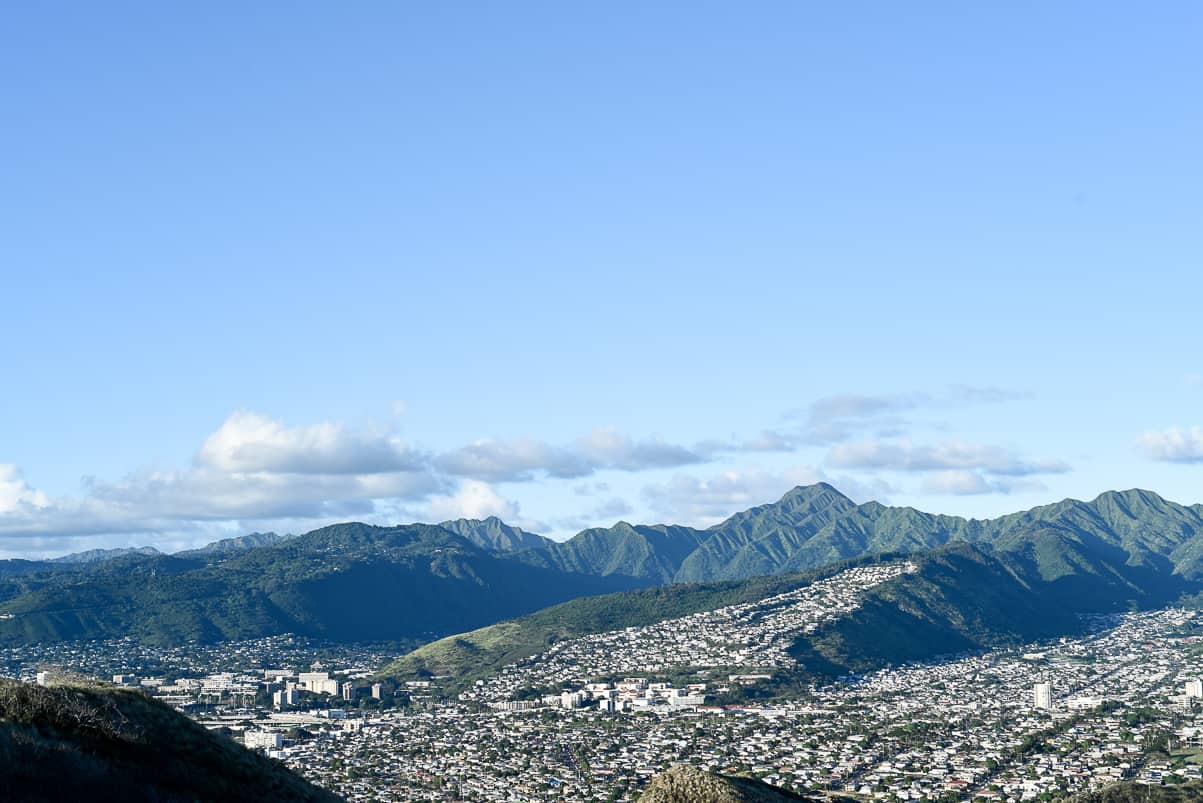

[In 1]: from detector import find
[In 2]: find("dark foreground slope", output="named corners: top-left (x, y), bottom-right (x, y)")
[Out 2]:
top-left (638, 765), bottom-right (852, 803)
top-left (0, 679), bottom-right (339, 803)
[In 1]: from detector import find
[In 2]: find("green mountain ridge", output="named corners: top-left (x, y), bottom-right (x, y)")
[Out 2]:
top-left (669, 485), bottom-right (1203, 583)
top-left (0, 523), bottom-right (642, 645)
top-left (4, 484), bottom-right (1203, 653)
top-left (380, 534), bottom-right (1196, 689)
top-left (523, 522), bottom-right (709, 584)
top-left (436, 516), bottom-right (553, 553)
top-left (175, 531), bottom-right (292, 558)
top-left (376, 556), bottom-right (882, 688)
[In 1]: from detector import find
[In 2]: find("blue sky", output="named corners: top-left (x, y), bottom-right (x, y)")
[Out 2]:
top-left (2, 3), bottom-right (1201, 557)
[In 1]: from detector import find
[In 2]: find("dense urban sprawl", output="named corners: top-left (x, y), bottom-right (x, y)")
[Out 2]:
top-left (6, 563), bottom-right (1203, 802)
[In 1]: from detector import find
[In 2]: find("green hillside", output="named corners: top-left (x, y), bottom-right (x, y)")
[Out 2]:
top-left (0, 523), bottom-right (643, 646)
top-left (376, 556), bottom-right (886, 688)
top-left (6, 485), bottom-right (1203, 654)
top-left (383, 525), bottom-right (1199, 690)
top-left (484, 484), bottom-right (1203, 588)
top-left (523, 522), bottom-right (709, 584)
top-left (792, 543), bottom-right (1084, 674)
top-left (671, 485), bottom-right (1203, 583)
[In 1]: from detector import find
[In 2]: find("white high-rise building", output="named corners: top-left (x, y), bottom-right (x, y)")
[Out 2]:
top-left (245, 731), bottom-right (283, 750)
top-left (1033, 682), bottom-right (1052, 710)
top-left (1185, 679), bottom-right (1203, 698)
top-left (272, 688), bottom-right (299, 708)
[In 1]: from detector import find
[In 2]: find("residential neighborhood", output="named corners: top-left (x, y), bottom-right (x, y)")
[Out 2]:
top-left (7, 564), bottom-right (1203, 801)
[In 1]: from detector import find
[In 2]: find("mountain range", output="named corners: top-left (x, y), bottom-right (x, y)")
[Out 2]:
top-left (512, 483), bottom-right (1203, 585)
top-left (3, 484), bottom-right (1203, 654)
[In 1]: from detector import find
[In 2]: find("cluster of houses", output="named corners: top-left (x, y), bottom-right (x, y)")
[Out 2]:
top-left (273, 608), bottom-right (1203, 802)
top-left (462, 561), bottom-right (916, 705)
top-left (10, 566), bottom-right (1203, 802)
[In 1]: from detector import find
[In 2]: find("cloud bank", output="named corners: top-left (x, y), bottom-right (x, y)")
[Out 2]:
top-left (1139, 426), bottom-right (1203, 463)
top-left (0, 385), bottom-right (1065, 554)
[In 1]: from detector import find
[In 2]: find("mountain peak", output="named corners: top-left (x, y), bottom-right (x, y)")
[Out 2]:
top-left (780, 482), bottom-right (850, 502)
top-left (436, 517), bottom-right (550, 554)
top-left (49, 546), bottom-right (161, 565)
top-left (1093, 487), bottom-right (1169, 505)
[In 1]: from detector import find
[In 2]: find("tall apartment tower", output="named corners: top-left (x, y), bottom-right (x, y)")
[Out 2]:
top-left (1185, 679), bottom-right (1203, 698)
top-left (1033, 682), bottom-right (1052, 710)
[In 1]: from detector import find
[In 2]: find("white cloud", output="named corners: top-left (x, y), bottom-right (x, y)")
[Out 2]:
top-left (826, 439), bottom-right (1069, 477)
top-left (921, 469), bottom-right (1048, 496)
top-left (548, 495), bottom-right (636, 534)
top-left (425, 481), bottom-right (520, 522)
top-left (434, 426), bottom-right (705, 482)
top-left (0, 465), bottom-right (50, 513)
top-left (0, 466), bottom-right (445, 541)
top-left (197, 410), bottom-right (421, 474)
top-left (921, 470), bottom-right (993, 495)
top-left (0, 412), bottom-right (446, 551)
top-left (435, 439), bottom-right (586, 481)
top-left (798, 393), bottom-right (923, 444)
top-left (592, 497), bottom-right (633, 519)
top-left (0, 414), bottom-right (722, 554)
top-left (787, 386), bottom-right (1031, 445)
top-left (1139, 426), bottom-right (1203, 463)
top-left (579, 426), bottom-right (704, 471)
top-left (0, 389), bottom-right (1054, 556)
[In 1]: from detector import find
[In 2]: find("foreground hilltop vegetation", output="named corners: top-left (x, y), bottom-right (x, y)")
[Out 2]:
top-left (637, 764), bottom-right (856, 803)
top-left (0, 678), bottom-right (340, 802)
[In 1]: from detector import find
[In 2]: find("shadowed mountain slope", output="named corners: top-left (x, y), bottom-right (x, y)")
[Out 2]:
top-left (0, 523), bottom-right (642, 646)
top-left (667, 485), bottom-right (1203, 583)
